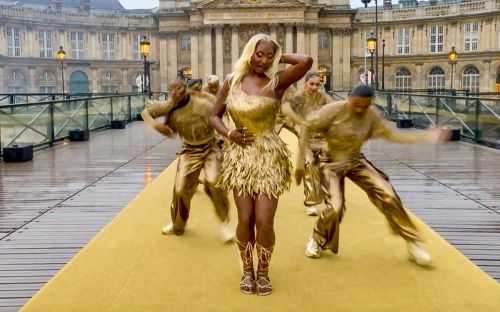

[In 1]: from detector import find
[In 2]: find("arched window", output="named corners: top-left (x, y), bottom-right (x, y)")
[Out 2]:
top-left (102, 71), bottom-right (114, 80)
top-left (461, 66), bottom-right (480, 93)
top-left (8, 70), bottom-right (24, 81)
top-left (318, 31), bottom-right (329, 49)
top-left (395, 68), bottom-right (411, 90)
top-left (427, 67), bottom-right (445, 90)
top-left (40, 70), bottom-right (56, 81)
top-left (180, 34), bottom-right (191, 51)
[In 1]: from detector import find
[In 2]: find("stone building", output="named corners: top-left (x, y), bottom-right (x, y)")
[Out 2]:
top-left (0, 0), bottom-right (498, 94)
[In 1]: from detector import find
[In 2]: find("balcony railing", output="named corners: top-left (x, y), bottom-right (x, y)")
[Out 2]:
top-left (0, 93), bottom-right (149, 156)
top-left (374, 91), bottom-right (500, 148)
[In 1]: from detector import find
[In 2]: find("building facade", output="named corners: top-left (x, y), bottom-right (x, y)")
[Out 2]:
top-left (1, 0), bottom-right (499, 94)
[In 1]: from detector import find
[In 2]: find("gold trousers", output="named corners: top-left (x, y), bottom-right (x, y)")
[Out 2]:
top-left (302, 147), bottom-right (325, 207)
top-left (313, 154), bottom-right (423, 253)
top-left (171, 140), bottom-right (229, 235)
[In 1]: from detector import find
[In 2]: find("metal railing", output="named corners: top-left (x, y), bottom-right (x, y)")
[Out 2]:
top-left (374, 91), bottom-right (500, 148)
top-left (0, 93), bottom-right (149, 156)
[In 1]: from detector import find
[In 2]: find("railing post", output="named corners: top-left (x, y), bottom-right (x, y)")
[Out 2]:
top-left (127, 96), bottom-right (132, 122)
top-left (110, 97), bottom-right (114, 122)
top-left (387, 94), bottom-right (393, 118)
top-left (435, 96), bottom-right (440, 125)
top-left (474, 99), bottom-right (480, 142)
top-left (85, 99), bottom-right (89, 131)
top-left (49, 102), bottom-right (55, 146)
top-left (408, 94), bottom-right (412, 118)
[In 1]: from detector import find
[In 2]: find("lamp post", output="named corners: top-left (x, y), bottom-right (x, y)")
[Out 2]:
top-left (362, 0), bottom-right (378, 90)
top-left (382, 39), bottom-right (385, 90)
top-left (57, 46), bottom-right (66, 96)
top-left (140, 36), bottom-right (151, 98)
top-left (448, 46), bottom-right (458, 91)
top-left (367, 31), bottom-right (377, 88)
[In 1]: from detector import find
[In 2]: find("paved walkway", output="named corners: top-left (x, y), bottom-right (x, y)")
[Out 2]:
top-left (0, 122), bottom-right (498, 311)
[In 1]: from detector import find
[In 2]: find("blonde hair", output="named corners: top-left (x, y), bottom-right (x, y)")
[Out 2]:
top-left (229, 33), bottom-right (282, 92)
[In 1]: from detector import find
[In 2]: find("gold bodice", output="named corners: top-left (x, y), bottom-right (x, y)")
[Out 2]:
top-left (226, 85), bottom-right (280, 135)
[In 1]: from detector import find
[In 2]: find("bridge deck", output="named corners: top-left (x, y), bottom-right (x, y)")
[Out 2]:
top-left (0, 122), bottom-right (498, 311)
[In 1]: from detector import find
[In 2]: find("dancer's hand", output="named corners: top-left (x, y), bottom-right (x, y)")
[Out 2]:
top-left (228, 127), bottom-right (256, 146)
top-left (427, 127), bottom-right (452, 143)
top-left (155, 124), bottom-right (174, 138)
top-left (295, 167), bottom-right (305, 185)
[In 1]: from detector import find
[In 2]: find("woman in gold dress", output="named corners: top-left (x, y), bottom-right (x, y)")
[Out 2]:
top-left (211, 34), bottom-right (312, 296)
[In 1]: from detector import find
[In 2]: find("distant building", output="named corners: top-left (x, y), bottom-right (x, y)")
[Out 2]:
top-left (1, 0), bottom-right (498, 94)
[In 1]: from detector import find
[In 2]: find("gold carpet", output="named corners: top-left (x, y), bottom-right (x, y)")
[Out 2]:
top-left (22, 132), bottom-right (500, 312)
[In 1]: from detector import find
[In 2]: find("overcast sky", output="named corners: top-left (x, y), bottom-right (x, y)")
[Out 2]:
top-left (119, 0), bottom-right (393, 9)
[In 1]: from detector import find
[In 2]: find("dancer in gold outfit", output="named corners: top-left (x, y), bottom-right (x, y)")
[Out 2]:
top-left (202, 75), bottom-right (220, 96)
top-left (274, 85), bottom-right (298, 136)
top-left (286, 72), bottom-right (333, 216)
top-left (211, 34), bottom-right (312, 295)
top-left (141, 79), bottom-right (235, 243)
top-left (296, 84), bottom-right (450, 265)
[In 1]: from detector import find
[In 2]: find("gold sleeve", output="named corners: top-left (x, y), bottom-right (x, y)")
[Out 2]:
top-left (141, 100), bottom-right (171, 129)
top-left (305, 102), bottom-right (339, 136)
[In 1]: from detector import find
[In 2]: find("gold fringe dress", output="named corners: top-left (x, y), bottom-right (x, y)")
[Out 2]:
top-left (218, 84), bottom-right (292, 198)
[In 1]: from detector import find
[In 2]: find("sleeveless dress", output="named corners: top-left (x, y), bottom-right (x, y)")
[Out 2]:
top-left (217, 84), bottom-right (292, 198)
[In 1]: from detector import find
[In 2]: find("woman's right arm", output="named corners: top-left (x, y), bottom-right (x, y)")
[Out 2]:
top-left (210, 76), bottom-right (231, 138)
top-left (275, 54), bottom-right (313, 98)
top-left (210, 76), bottom-right (255, 146)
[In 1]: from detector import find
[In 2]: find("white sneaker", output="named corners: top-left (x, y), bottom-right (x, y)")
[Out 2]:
top-left (407, 242), bottom-right (432, 266)
top-left (306, 206), bottom-right (319, 216)
top-left (161, 223), bottom-right (175, 235)
top-left (305, 236), bottom-right (320, 258)
top-left (221, 222), bottom-right (235, 243)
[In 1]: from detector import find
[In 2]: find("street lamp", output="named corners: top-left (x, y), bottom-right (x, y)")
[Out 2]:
top-left (140, 36), bottom-right (151, 98)
top-left (448, 46), bottom-right (458, 91)
top-left (362, 0), bottom-right (378, 90)
top-left (382, 39), bottom-right (385, 90)
top-left (367, 31), bottom-right (377, 88)
top-left (57, 46), bottom-right (66, 95)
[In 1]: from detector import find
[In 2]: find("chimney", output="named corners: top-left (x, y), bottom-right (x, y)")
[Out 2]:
top-left (80, 0), bottom-right (90, 13)
top-left (384, 0), bottom-right (392, 9)
top-left (49, 0), bottom-right (62, 12)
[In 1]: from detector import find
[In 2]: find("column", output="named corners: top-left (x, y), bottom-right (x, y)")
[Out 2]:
top-left (415, 62), bottom-right (423, 89)
top-left (310, 25), bottom-right (318, 69)
top-left (203, 26), bottom-right (212, 78)
top-left (296, 24), bottom-right (305, 54)
top-left (121, 68), bottom-right (128, 92)
top-left (304, 25), bottom-right (311, 55)
top-left (91, 68), bottom-right (98, 93)
top-left (285, 24), bottom-right (293, 54)
top-left (159, 33), bottom-right (169, 91)
top-left (90, 31), bottom-right (97, 59)
top-left (26, 27), bottom-right (35, 57)
top-left (120, 32), bottom-right (127, 60)
top-left (28, 66), bottom-right (36, 93)
top-left (331, 29), bottom-right (342, 90)
top-left (215, 25), bottom-right (224, 81)
top-left (341, 30), bottom-right (351, 90)
top-left (190, 27), bottom-right (200, 80)
top-left (0, 66), bottom-right (4, 93)
top-left (481, 60), bottom-right (491, 92)
top-left (270, 24), bottom-right (277, 40)
top-left (231, 25), bottom-right (239, 67)
top-left (167, 32), bottom-right (178, 81)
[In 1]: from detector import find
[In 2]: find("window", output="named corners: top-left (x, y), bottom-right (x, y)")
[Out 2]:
top-left (103, 71), bottom-right (114, 80)
top-left (8, 70), bottom-right (24, 81)
top-left (8, 86), bottom-right (23, 94)
top-left (7, 26), bottom-right (21, 57)
top-left (41, 70), bottom-right (56, 81)
top-left (40, 86), bottom-right (54, 94)
top-left (429, 25), bottom-right (444, 53)
top-left (395, 68), bottom-right (412, 90)
top-left (463, 22), bottom-right (479, 52)
top-left (39, 30), bottom-right (53, 58)
top-left (102, 86), bottom-right (117, 93)
top-left (461, 66), bottom-right (480, 93)
top-left (318, 31), bottom-right (329, 49)
top-left (102, 33), bottom-right (116, 60)
top-left (132, 35), bottom-right (144, 60)
top-left (70, 32), bottom-right (85, 59)
top-left (427, 67), bottom-right (446, 90)
top-left (180, 34), bottom-right (190, 52)
top-left (396, 28), bottom-right (410, 55)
